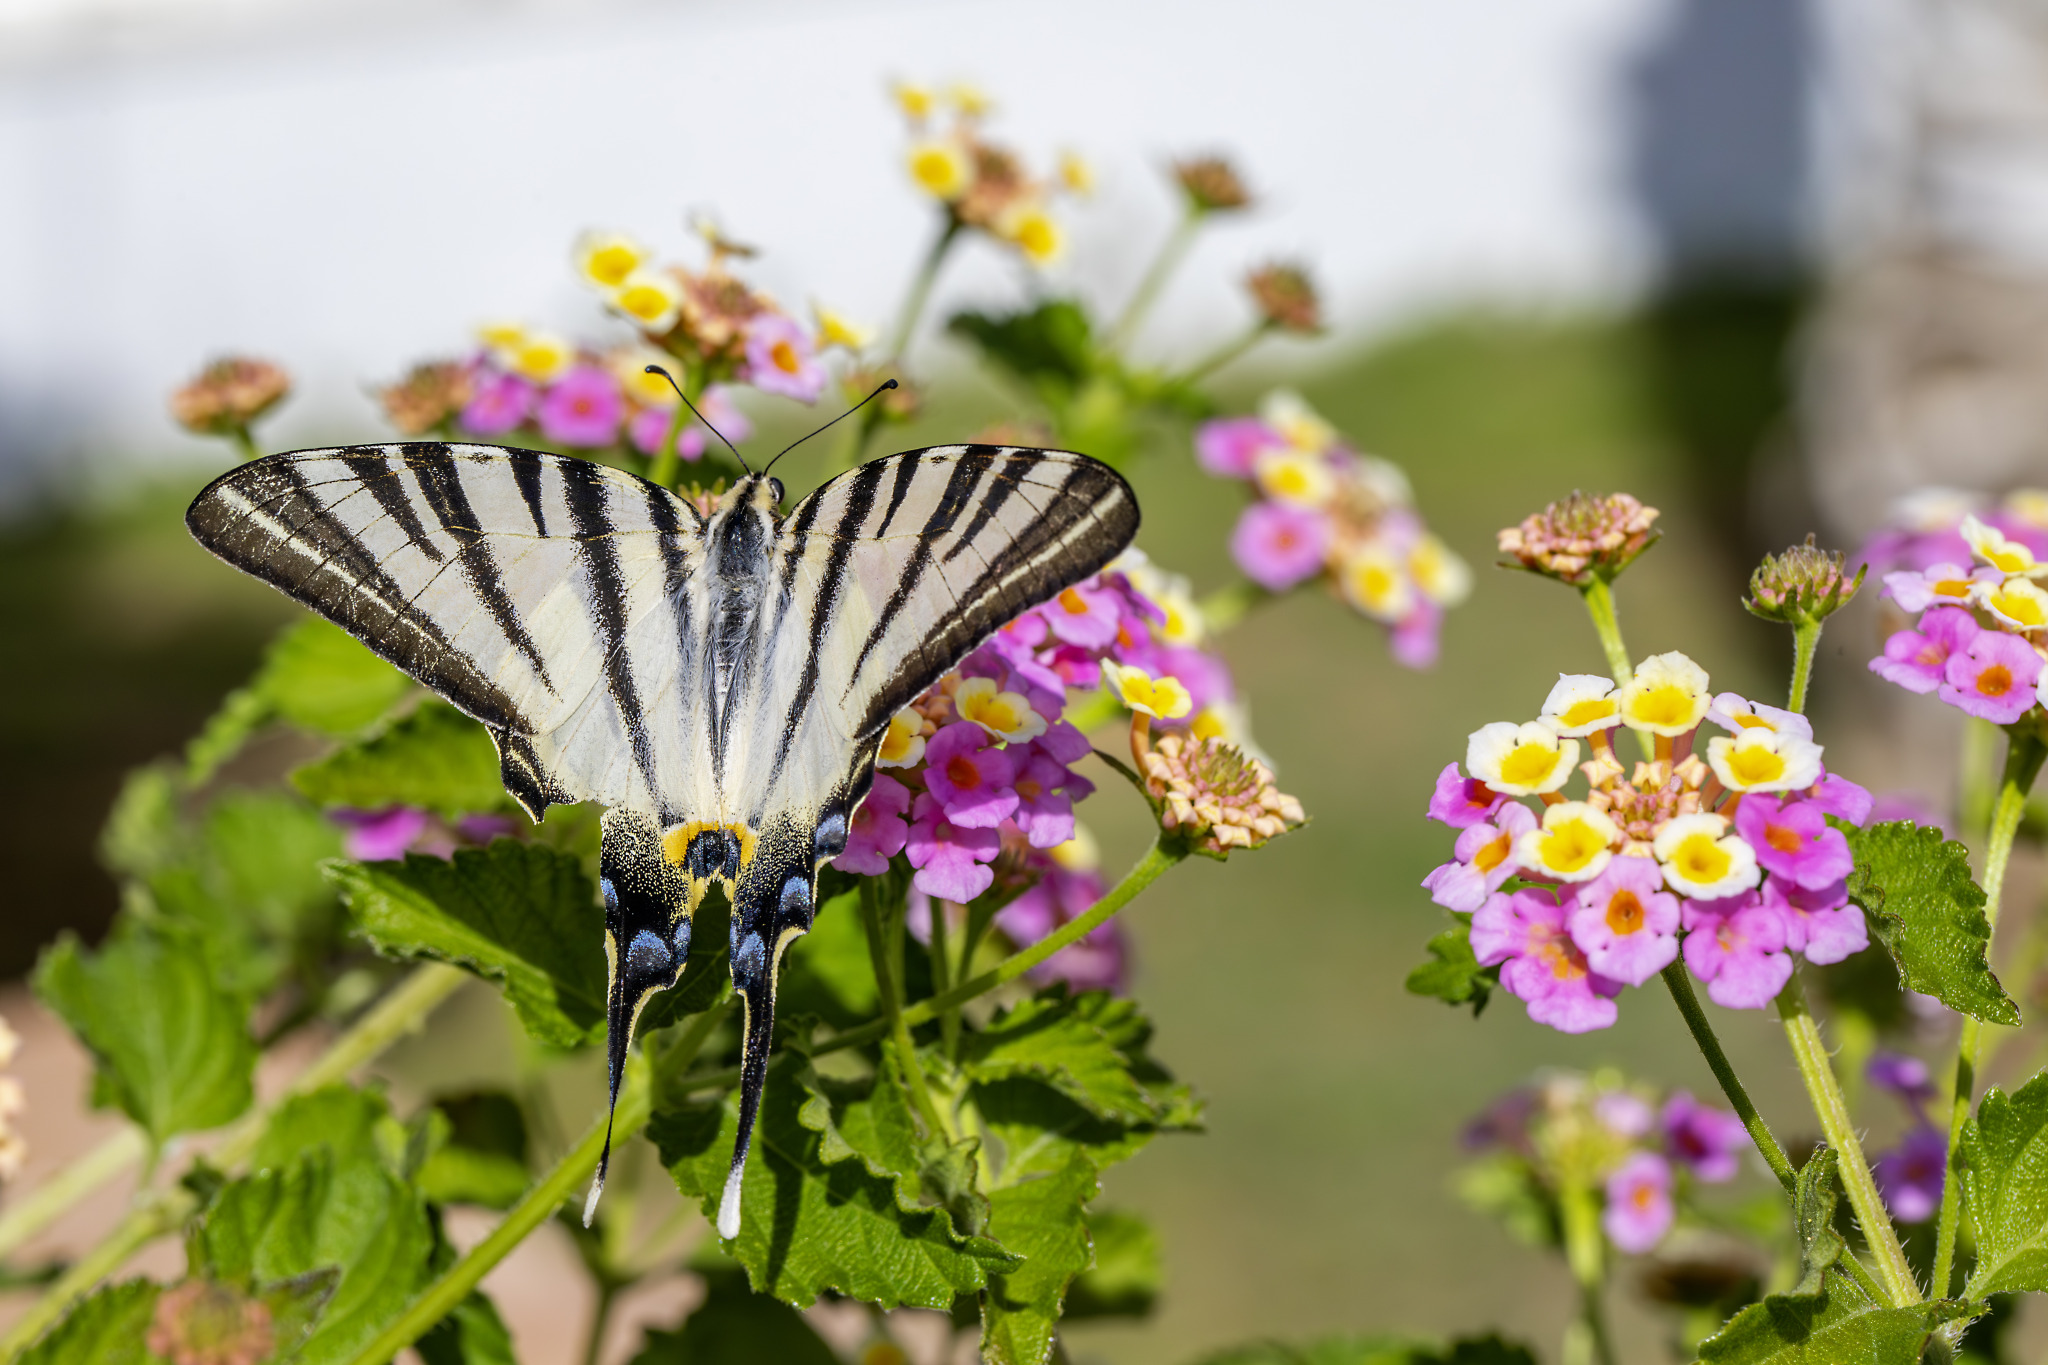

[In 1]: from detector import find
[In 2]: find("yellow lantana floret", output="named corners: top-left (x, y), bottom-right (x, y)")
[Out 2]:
top-left (1060, 151), bottom-right (1094, 196)
top-left (1514, 801), bottom-right (1619, 883)
top-left (574, 231), bottom-right (647, 291)
top-left (505, 331), bottom-right (574, 384)
top-left (1618, 652), bottom-right (1712, 736)
top-left (1258, 390), bottom-right (1336, 455)
top-left (1540, 675), bottom-right (1622, 737)
top-left (1466, 721), bottom-right (1579, 797)
top-left (1338, 544), bottom-right (1414, 623)
top-left (1252, 449), bottom-right (1336, 509)
top-left (813, 304), bottom-right (873, 353)
top-left (1049, 823), bottom-right (1100, 872)
top-left (1976, 577), bottom-right (2048, 631)
top-left (476, 321), bottom-right (528, 360)
top-left (876, 711), bottom-right (927, 769)
top-left (609, 269), bottom-right (682, 335)
top-left (908, 139), bottom-right (971, 201)
top-left (947, 81), bottom-right (993, 117)
top-left (1101, 660), bottom-right (1193, 720)
top-left (1705, 729), bottom-right (1824, 794)
top-left (613, 349), bottom-right (680, 407)
top-left (891, 80), bottom-right (936, 121)
top-left (999, 202), bottom-right (1064, 267)
top-left (1653, 813), bottom-right (1760, 900)
top-left (1963, 514), bottom-right (2048, 578)
top-left (1409, 534), bottom-right (1472, 608)
top-left (953, 676), bottom-right (1047, 743)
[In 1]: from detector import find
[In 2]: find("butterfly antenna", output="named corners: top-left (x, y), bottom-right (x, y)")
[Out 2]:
top-left (644, 364), bottom-right (750, 474)
top-left (761, 379), bottom-right (899, 476)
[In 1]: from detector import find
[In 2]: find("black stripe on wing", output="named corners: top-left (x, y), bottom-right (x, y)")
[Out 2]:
top-left (560, 461), bottom-right (662, 805)
top-left (406, 444), bottom-right (558, 694)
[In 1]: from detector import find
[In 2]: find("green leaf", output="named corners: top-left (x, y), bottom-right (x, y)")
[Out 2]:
top-left (187, 619), bottom-right (413, 781)
top-left (191, 1147), bottom-right (434, 1365)
top-left (249, 1086), bottom-right (391, 1175)
top-left (98, 762), bottom-right (185, 881)
top-left (980, 1151), bottom-right (1098, 1365)
top-left (291, 700), bottom-right (509, 818)
top-left (650, 1064), bottom-right (1018, 1308)
top-left (329, 842), bottom-right (606, 1048)
top-left (778, 886), bottom-right (877, 1025)
top-left (1697, 1268), bottom-right (1961, 1363)
top-left (415, 1291), bottom-right (517, 1365)
top-left (948, 301), bottom-right (1094, 396)
top-left (1406, 921), bottom-right (1496, 1016)
top-left (1844, 820), bottom-right (2019, 1025)
top-left (1960, 1072), bottom-right (2048, 1298)
top-left (1064, 1208), bottom-right (1159, 1320)
top-left (417, 1146), bottom-right (531, 1209)
top-left (974, 1077), bottom-right (1160, 1187)
top-left (1790, 1149), bottom-right (1846, 1299)
top-left (961, 990), bottom-right (1159, 1126)
top-left (18, 1280), bottom-right (159, 1365)
top-left (628, 1270), bottom-right (840, 1365)
top-left (1190, 1335), bottom-right (1451, 1365)
top-left (35, 920), bottom-right (256, 1141)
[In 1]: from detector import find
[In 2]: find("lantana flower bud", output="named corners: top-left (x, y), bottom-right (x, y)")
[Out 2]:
top-left (1173, 156), bottom-right (1252, 212)
top-left (1498, 491), bottom-right (1661, 587)
top-left (1744, 534), bottom-right (1866, 626)
top-left (1245, 263), bottom-right (1321, 334)
top-left (377, 360), bottom-right (472, 436)
top-left (1137, 731), bottom-right (1304, 858)
top-left (147, 1280), bottom-right (274, 1365)
top-left (170, 357), bottom-right (291, 437)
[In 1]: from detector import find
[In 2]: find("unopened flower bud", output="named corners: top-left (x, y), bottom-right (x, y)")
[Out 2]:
top-left (170, 357), bottom-right (290, 437)
top-left (147, 1280), bottom-right (274, 1365)
top-left (1745, 534), bottom-right (1865, 626)
top-left (1245, 263), bottom-right (1321, 334)
top-left (1173, 156), bottom-right (1252, 212)
top-left (1498, 492), bottom-right (1661, 587)
top-left (377, 360), bottom-right (472, 436)
top-left (1137, 731), bottom-right (1305, 858)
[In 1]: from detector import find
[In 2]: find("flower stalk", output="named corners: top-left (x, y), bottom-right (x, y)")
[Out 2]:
top-left (1110, 207), bottom-right (1201, 353)
top-left (1657, 962), bottom-right (1795, 1192)
top-left (860, 876), bottom-right (951, 1141)
top-left (886, 219), bottom-right (962, 363)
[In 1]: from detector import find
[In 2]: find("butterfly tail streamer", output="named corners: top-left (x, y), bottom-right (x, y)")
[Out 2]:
top-left (718, 932), bottom-right (779, 1241)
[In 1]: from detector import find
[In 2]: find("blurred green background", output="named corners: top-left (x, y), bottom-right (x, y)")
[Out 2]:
top-left (0, 296), bottom-right (1930, 1361)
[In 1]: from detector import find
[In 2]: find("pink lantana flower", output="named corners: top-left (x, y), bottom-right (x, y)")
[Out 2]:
top-left (1734, 794), bottom-right (1853, 890)
top-left (333, 807), bottom-right (429, 862)
top-left (1661, 1092), bottom-right (1746, 1182)
top-left (1680, 892), bottom-right (1793, 1009)
top-left (1940, 629), bottom-right (2044, 724)
top-left (1194, 416), bottom-right (1285, 478)
top-left (1808, 771), bottom-right (1875, 826)
top-left (1042, 582), bottom-right (1123, 650)
top-left (1230, 503), bottom-right (1330, 590)
top-left (742, 315), bottom-right (826, 402)
top-left (998, 865), bottom-right (1125, 992)
top-left (460, 372), bottom-right (534, 435)
top-left (1875, 1126), bottom-right (1947, 1223)
top-left (906, 793), bottom-right (1000, 902)
top-left (1566, 854), bottom-right (1680, 987)
top-left (1428, 762), bottom-right (1509, 829)
top-left (1009, 747), bottom-right (1085, 849)
top-left (1390, 600), bottom-right (1443, 670)
top-left (832, 773), bottom-right (911, 875)
top-left (1422, 802), bottom-right (1535, 914)
top-left (1869, 605), bottom-right (1978, 694)
top-left (536, 365), bottom-right (624, 447)
top-left (922, 723), bottom-right (1018, 829)
top-left (1762, 877), bottom-right (1868, 965)
top-left (1602, 1151), bottom-right (1675, 1253)
top-left (1472, 888), bottom-right (1622, 1033)
top-left (1884, 563), bottom-right (1996, 613)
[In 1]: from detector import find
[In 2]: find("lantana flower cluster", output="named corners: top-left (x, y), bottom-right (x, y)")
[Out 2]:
top-left (1463, 1070), bottom-right (1749, 1255)
top-left (375, 226), bottom-right (866, 464)
top-left (1863, 486), bottom-right (2048, 577)
top-left (894, 79), bottom-right (1079, 267)
top-left (1871, 512), bottom-right (2048, 724)
top-left (1196, 390), bottom-right (1470, 668)
top-left (1429, 651), bottom-right (1874, 1032)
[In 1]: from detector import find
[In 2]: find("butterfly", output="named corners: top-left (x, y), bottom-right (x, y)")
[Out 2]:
top-left (185, 435), bottom-right (1138, 1238)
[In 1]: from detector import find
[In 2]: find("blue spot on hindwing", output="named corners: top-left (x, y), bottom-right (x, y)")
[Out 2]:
top-left (625, 929), bottom-right (671, 983)
top-left (600, 877), bottom-right (619, 913)
top-left (732, 930), bottom-right (766, 984)
top-left (671, 917), bottom-right (691, 958)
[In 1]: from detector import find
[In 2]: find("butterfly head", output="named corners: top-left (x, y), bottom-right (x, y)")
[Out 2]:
top-left (717, 474), bottom-right (785, 519)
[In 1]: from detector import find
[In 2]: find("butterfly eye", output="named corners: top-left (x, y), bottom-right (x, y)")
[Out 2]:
top-left (767, 478), bottom-right (785, 506)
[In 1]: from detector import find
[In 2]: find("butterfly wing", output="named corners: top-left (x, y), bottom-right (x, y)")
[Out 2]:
top-left (710, 445), bottom-right (1139, 1237)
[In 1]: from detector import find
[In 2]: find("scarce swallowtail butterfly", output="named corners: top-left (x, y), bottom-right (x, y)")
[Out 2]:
top-left (185, 434), bottom-right (1138, 1240)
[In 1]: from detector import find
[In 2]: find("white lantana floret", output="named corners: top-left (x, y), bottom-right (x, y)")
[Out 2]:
top-left (1514, 801), bottom-right (1619, 883)
top-left (1540, 675), bottom-right (1623, 737)
top-left (1466, 721), bottom-right (1579, 796)
top-left (1653, 813), bottom-right (1761, 900)
top-left (1705, 728), bottom-right (1825, 794)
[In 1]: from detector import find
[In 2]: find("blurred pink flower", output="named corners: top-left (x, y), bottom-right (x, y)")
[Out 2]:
top-left (536, 366), bottom-right (624, 447)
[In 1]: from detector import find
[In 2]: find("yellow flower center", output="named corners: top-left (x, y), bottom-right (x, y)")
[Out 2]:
top-left (1498, 742), bottom-right (1563, 789)
top-left (911, 146), bottom-right (964, 197)
top-left (1539, 937), bottom-right (1587, 981)
top-left (878, 715), bottom-right (920, 763)
top-left (1605, 889), bottom-right (1644, 934)
top-left (1765, 823), bottom-right (1804, 855)
top-left (620, 286), bottom-right (669, 322)
top-left (1628, 685), bottom-right (1697, 729)
top-left (1474, 831), bottom-right (1512, 874)
top-left (1672, 833), bottom-right (1732, 885)
top-left (1989, 545), bottom-right (2033, 573)
top-left (771, 340), bottom-right (801, 374)
top-left (1058, 587), bottom-right (1089, 615)
top-left (1977, 664), bottom-right (2015, 698)
top-left (1014, 215), bottom-right (1057, 260)
top-left (1936, 578), bottom-right (1971, 598)
top-left (587, 244), bottom-right (638, 287)
top-left (1559, 698), bottom-right (1617, 728)
top-left (1734, 713), bottom-right (1774, 730)
top-left (1537, 820), bottom-right (1608, 874)
top-left (961, 690), bottom-right (1028, 734)
top-left (1992, 587), bottom-right (2048, 628)
top-left (1725, 746), bottom-right (1788, 788)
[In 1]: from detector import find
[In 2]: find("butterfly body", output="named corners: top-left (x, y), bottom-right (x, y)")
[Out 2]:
top-left (186, 441), bottom-right (1137, 1239)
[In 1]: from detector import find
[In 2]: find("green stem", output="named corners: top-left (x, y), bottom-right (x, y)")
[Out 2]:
top-left (229, 424), bottom-right (261, 464)
top-left (1777, 974), bottom-right (1920, 1306)
top-left (1558, 1181), bottom-right (1616, 1365)
top-left (1197, 580), bottom-right (1269, 635)
top-left (1176, 321), bottom-right (1271, 386)
top-left (1932, 725), bottom-right (2048, 1299)
top-left (0, 1129), bottom-right (145, 1263)
top-left (1579, 578), bottom-right (1632, 685)
top-left (580, 1282), bottom-right (618, 1365)
top-left (928, 898), bottom-right (961, 1060)
top-left (860, 879), bottom-right (950, 1141)
top-left (1660, 963), bottom-right (1795, 1192)
top-left (1109, 207), bottom-right (1202, 353)
top-left (647, 402), bottom-right (690, 492)
top-left (887, 219), bottom-right (962, 362)
top-left (0, 964), bottom-right (468, 1357)
top-left (1787, 619), bottom-right (1823, 715)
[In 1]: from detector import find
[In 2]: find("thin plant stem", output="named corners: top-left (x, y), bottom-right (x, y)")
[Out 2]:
top-left (886, 219), bottom-right (961, 363)
top-left (1659, 963), bottom-right (1795, 1191)
top-left (860, 878), bottom-right (950, 1141)
top-left (1786, 619), bottom-right (1823, 716)
top-left (229, 425), bottom-right (261, 464)
top-left (1776, 973), bottom-right (1920, 1306)
top-left (1109, 207), bottom-right (1201, 353)
top-left (647, 403), bottom-right (690, 492)
top-left (1558, 1181), bottom-right (1616, 1365)
top-left (580, 1282), bottom-right (618, 1365)
top-left (1176, 321), bottom-right (1270, 386)
top-left (1197, 580), bottom-right (1268, 635)
top-left (1579, 578), bottom-right (1633, 685)
top-left (928, 897), bottom-right (959, 1059)
top-left (0, 1128), bottom-right (145, 1262)
top-left (0, 963), bottom-right (468, 1355)
top-left (1932, 725), bottom-right (2048, 1299)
